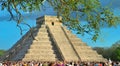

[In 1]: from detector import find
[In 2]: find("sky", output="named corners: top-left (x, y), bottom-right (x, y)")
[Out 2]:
top-left (0, 0), bottom-right (120, 50)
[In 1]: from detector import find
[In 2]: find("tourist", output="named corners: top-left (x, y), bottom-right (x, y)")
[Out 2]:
top-left (0, 62), bottom-right (2, 66)
top-left (42, 62), bottom-right (49, 66)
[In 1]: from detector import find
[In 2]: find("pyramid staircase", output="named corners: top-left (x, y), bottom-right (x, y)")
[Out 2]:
top-left (22, 25), bottom-right (58, 61)
top-left (47, 25), bottom-right (79, 61)
top-left (0, 15), bottom-right (107, 62)
top-left (62, 27), bottom-right (107, 62)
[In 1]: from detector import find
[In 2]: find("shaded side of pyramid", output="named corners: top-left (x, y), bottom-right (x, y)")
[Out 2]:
top-left (0, 15), bottom-right (107, 62)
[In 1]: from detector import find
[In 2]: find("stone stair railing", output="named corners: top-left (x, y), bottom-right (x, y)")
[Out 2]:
top-left (46, 25), bottom-right (64, 61)
top-left (48, 25), bottom-right (79, 61)
top-left (62, 26), bottom-right (107, 62)
top-left (61, 26), bottom-right (81, 61)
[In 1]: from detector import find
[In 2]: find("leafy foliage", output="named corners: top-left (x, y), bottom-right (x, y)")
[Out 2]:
top-left (111, 47), bottom-right (120, 61)
top-left (0, 50), bottom-right (6, 56)
top-left (48, 0), bottom-right (120, 41)
top-left (0, 0), bottom-right (120, 41)
top-left (93, 40), bottom-right (120, 61)
top-left (93, 47), bottom-right (111, 59)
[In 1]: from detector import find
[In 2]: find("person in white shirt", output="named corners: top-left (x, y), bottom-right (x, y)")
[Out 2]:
top-left (0, 62), bottom-right (2, 66)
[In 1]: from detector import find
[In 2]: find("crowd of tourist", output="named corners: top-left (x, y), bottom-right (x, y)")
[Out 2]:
top-left (0, 60), bottom-right (120, 66)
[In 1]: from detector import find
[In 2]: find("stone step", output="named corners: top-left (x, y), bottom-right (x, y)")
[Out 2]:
top-left (29, 45), bottom-right (53, 49)
top-left (71, 42), bottom-right (87, 46)
top-left (25, 56), bottom-right (56, 60)
top-left (79, 54), bottom-right (103, 58)
top-left (81, 57), bottom-right (106, 62)
top-left (31, 43), bottom-right (52, 45)
top-left (24, 54), bottom-right (56, 58)
top-left (71, 41), bottom-right (86, 44)
top-left (39, 27), bottom-right (47, 29)
top-left (26, 52), bottom-right (55, 56)
top-left (38, 29), bottom-right (47, 32)
top-left (27, 49), bottom-right (54, 53)
top-left (32, 41), bottom-right (51, 44)
top-left (50, 31), bottom-right (62, 33)
top-left (27, 51), bottom-right (55, 55)
top-left (80, 56), bottom-right (103, 60)
top-left (34, 37), bottom-right (50, 41)
top-left (33, 29), bottom-right (48, 33)
top-left (31, 44), bottom-right (52, 47)
top-left (61, 51), bottom-right (77, 56)
top-left (35, 34), bottom-right (49, 37)
top-left (25, 57), bottom-right (57, 60)
top-left (34, 27), bottom-right (47, 32)
top-left (74, 46), bottom-right (92, 49)
top-left (23, 57), bottom-right (56, 60)
top-left (69, 38), bottom-right (82, 41)
top-left (25, 52), bottom-right (56, 56)
top-left (22, 58), bottom-right (56, 61)
top-left (34, 31), bottom-right (49, 36)
top-left (80, 52), bottom-right (102, 56)
top-left (77, 50), bottom-right (97, 53)
top-left (79, 53), bottom-right (97, 55)
top-left (67, 34), bottom-right (77, 38)
top-left (36, 32), bottom-right (48, 35)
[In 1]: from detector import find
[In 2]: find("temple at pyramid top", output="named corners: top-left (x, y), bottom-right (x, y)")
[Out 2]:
top-left (36, 15), bottom-right (62, 26)
top-left (0, 15), bottom-right (107, 62)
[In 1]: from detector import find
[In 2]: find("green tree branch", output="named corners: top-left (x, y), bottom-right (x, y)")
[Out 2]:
top-left (0, 0), bottom-right (120, 41)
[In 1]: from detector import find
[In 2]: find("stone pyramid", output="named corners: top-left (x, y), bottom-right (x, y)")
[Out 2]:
top-left (0, 15), bottom-right (107, 62)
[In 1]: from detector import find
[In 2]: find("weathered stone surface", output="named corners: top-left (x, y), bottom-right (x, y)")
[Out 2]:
top-left (0, 15), bottom-right (107, 62)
